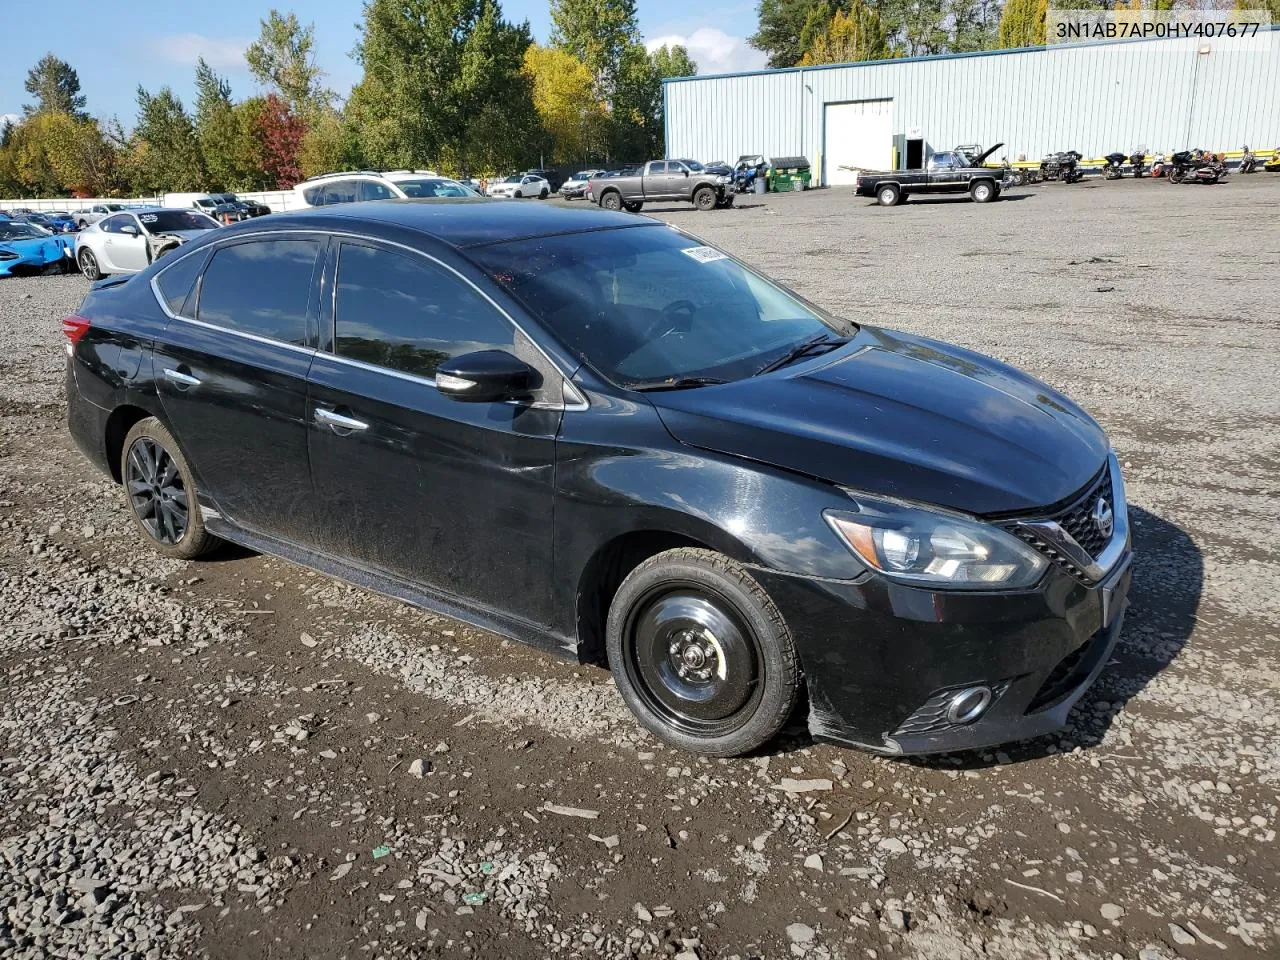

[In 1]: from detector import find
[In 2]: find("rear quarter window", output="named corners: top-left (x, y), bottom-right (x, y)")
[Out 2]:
top-left (153, 251), bottom-right (205, 318)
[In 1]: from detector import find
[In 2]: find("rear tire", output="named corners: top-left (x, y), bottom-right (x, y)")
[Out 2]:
top-left (120, 418), bottom-right (218, 561)
top-left (600, 191), bottom-right (623, 212)
top-left (970, 180), bottom-right (996, 203)
top-left (877, 184), bottom-right (901, 206)
top-left (606, 548), bottom-right (801, 757)
top-left (693, 187), bottom-right (716, 211)
top-left (622, 201), bottom-right (644, 212)
top-left (77, 248), bottom-right (101, 280)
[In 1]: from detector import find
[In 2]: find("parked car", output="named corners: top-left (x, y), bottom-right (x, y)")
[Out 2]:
top-left (72, 202), bottom-right (130, 229)
top-left (163, 193), bottom-right (247, 222)
top-left (487, 174), bottom-right (551, 199)
top-left (21, 212), bottom-right (78, 233)
top-left (854, 144), bottom-right (1012, 206)
top-left (75, 208), bottom-right (220, 280)
top-left (0, 219), bottom-right (76, 276)
top-left (292, 170), bottom-right (474, 207)
top-left (587, 159), bottom-right (733, 212)
top-left (559, 169), bottom-right (606, 200)
top-left (63, 201), bottom-right (1131, 758)
top-left (214, 192), bottom-right (271, 217)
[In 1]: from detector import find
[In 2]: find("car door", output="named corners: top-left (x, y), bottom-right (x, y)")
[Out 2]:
top-left (99, 215), bottom-right (147, 272)
top-left (643, 161), bottom-right (674, 198)
top-left (152, 235), bottom-right (323, 541)
top-left (306, 238), bottom-right (561, 627)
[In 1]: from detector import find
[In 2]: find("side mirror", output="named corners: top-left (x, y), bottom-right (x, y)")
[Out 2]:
top-left (436, 350), bottom-right (539, 403)
top-left (122, 224), bottom-right (139, 236)
top-left (683, 169), bottom-right (690, 177)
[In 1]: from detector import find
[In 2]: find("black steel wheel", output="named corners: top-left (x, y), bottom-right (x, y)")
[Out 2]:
top-left (606, 548), bottom-right (801, 756)
top-left (120, 418), bottom-right (217, 560)
top-left (78, 248), bottom-right (101, 280)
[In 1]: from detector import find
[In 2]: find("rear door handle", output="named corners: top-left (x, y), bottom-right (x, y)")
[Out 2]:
top-left (163, 368), bottom-right (201, 387)
top-left (315, 408), bottom-right (369, 432)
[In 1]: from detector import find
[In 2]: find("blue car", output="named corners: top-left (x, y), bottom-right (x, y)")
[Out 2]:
top-left (24, 212), bottom-right (79, 233)
top-left (0, 221), bottom-right (77, 277)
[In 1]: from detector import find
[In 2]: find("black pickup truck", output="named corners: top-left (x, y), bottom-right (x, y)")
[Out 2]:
top-left (854, 144), bottom-right (1011, 206)
top-left (587, 159), bottom-right (734, 212)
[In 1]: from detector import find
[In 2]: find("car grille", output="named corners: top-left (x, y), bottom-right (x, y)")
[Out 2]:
top-left (1005, 466), bottom-right (1113, 581)
top-left (892, 680), bottom-right (1012, 738)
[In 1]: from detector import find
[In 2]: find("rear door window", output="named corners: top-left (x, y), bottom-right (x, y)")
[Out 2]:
top-left (322, 181), bottom-right (359, 205)
top-left (197, 239), bottom-right (320, 345)
top-left (333, 242), bottom-right (514, 379)
top-left (361, 180), bottom-right (396, 201)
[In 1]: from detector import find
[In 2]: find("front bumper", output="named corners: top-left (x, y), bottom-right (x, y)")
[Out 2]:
top-left (754, 547), bottom-right (1133, 756)
top-left (560, 184), bottom-right (587, 198)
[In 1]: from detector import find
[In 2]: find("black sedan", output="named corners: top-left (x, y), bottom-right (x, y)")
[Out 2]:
top-left (64, 200), bottom-right (1132, 757)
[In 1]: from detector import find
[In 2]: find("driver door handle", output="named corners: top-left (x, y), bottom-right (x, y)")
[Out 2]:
top-left (315, 408), bottom-right (369, 432)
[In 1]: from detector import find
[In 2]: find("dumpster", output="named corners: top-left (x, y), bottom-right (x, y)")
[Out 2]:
top-left (768, 156), bottom-right (812, 192)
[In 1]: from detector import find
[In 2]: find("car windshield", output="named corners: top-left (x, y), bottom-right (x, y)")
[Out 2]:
top-left (0, 222), bottom-right (51, 240)
top-left (503, 175), bottom-right (523, 184)
top-left (137, 211), bottom-right (217, 233)
top-left (472, 225), bottom-right (854, 386)
top-left (394, 178), bottom-right (475, 198)
top-left (105, 204), bottom-right (126, 212)
top-left (574, 171), bottom-right (594, 179)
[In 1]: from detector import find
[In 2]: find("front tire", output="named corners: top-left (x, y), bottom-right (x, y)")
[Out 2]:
top-left (693, 186), bottom-right (716, 211)
top-left (120, 418), bottom-right (218, 561)
top-left (970, 180), bottom-right (996, 203)
top-left (539, 188), bottom-right (549, 199)
top-left (622, 201), bottom-right (644, 212)
top-left (606, 548), bottom-right (801, 757)
top-left (77, 248), bottom-right (102, 280)
top-left (877, 184), bottom-right (901, 206)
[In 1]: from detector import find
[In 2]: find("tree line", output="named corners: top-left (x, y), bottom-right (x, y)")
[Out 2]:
top-left (0, 0), bottom-right (697, 198)
top-left (750, 0), bottom-right (1279, 69)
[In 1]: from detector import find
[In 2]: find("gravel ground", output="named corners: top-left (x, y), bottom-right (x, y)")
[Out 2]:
top-left (1, 175), bottom-right (1278, 960)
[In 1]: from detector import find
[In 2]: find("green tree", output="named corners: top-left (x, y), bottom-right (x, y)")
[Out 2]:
top-left (610, 42), bottom-right (664, 160)
top-left (23, 54), bottom-right (88, 119)
top-left (799, 3), bottom-right (889, 63)
top-left (879, 0), bottom-right (949, 56)
top-left (997, 0), bottom-right (1045, 47)
top-left (194, 58), bottom-right (243, 189)
top-left (297, 106), bottom-right (365, 178)
top-left (751, 0), bottom-right (849, 68)
top-left (549, 0), bottom-right (640, 98)
top-left (649, 43), bottom-right (698, 78)
top-left (246, 9), bottom-right (332, 115)
top-left (950, 0), bottom-right (1002, 52)
top-left (131, 86), bottom-right (206, 193)
top-left (355, 0), bottom-right (539, 174)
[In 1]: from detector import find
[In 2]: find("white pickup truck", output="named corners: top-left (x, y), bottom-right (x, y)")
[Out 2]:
top-left (72, 202), bottom-right (131, 229)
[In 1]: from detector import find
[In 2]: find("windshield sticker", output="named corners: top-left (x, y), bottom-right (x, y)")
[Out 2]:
top-left (139, 214), bottom-right (158, 223)
top-left (681, 245), bottom-right (728, 264)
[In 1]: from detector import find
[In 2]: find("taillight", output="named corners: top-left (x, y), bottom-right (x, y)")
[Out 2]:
top-left (63, 315), bottom-right (91, 344)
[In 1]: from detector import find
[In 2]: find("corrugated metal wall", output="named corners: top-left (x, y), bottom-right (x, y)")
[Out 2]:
top-left (665, 34), bottom-right (1280, 181)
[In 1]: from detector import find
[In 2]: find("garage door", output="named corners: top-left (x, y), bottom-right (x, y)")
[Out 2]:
top-left (824, 100), bottom-right (893, 186)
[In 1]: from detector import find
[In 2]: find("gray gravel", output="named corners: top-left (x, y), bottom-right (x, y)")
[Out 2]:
top-left (1, 175), bottom-right (1278, 958)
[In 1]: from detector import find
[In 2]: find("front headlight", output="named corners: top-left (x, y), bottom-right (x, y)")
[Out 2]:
top-left (824, 495), bottom-right (1048, 590)
top-left (717, 175), bottom-right (732, 185)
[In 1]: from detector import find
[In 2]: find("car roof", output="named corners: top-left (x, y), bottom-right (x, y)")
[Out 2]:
top-left (220, 198), bottom-right (649, 248)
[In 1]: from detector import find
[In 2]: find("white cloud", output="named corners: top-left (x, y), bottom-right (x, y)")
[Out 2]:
top-left (647, 27), bottom-right (768, 76)
top-left (159, 33), bottom-right (249, 69)
top-left (1, 113), bottom-right (19, 129)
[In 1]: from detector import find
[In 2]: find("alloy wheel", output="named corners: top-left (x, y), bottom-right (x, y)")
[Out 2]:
top-left (622, 586), bottom-right (763, 737)
top-left (125, 437), bottom-right (188, 545)
top-left (78, 249), bottom-right (100, 280)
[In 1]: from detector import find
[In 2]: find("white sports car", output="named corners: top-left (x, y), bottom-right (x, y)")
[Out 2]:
top-left (487, 174), bottom-right (551, 199)
top-left (75, 208), bottom-right (220, 280)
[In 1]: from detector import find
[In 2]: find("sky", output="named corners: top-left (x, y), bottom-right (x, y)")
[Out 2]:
top-left (0, 0), bottom-right (767, 127)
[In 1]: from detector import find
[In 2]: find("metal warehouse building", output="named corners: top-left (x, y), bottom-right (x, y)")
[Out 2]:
top-left (663, 31), bottom-right (1280, 186)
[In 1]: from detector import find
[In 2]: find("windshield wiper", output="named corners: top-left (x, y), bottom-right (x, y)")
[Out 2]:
top-left (628, 376), bottom-right (728, 392)
top-left (754, 333), bottom-right (850, 376)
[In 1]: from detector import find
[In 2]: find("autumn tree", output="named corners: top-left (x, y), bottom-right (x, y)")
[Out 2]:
top-left (649, 43), bottom-right (698, 78)
top-left (549, 0), bottom-right (641, 100)
top-left (998, 0), bottom-right (1046, 47)
top-left (246, 9), bottom-right (332, 116)
top-left (256, 94), bottom-right (306, 188)
top-left (298, 106), bottom-right (365, 178)
top-left (799, 3), bottom-right (889, 63)
top-left (23, 54), bottom-right (88, 119)
top-left (522, 45), bottom-right (607, 163)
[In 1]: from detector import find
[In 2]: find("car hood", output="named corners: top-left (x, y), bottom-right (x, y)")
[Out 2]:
top-left (0, 235), bottom-right (69, 259)
top-left (649, 327), bottom-right (1109, 516)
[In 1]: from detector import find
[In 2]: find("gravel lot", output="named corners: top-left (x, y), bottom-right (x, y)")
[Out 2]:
top-left (2, 175), bottom-right (1278, 960)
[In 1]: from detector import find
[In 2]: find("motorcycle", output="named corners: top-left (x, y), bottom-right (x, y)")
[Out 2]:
top-left (1103, 152), bottom-right (1127, 180)
top-left (1000, 156), bottom-right (1027, 187)
top-left (1167, 149), bottom-right (1221, 185)
top-left (1040, 150), bottom-right (1084, 183)
top-left (1265, 148), bottom-right (1280, 172)
top-left (1239, 147), bottom-right (1259, 174)
top-left (1150, 153), bottom-right (1167, 178)
top-left (1129, 151), bottom-right (1146, 178)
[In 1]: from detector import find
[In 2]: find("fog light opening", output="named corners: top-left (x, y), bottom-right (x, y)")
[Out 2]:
top-left (945, 686), bottom-right (992, 725)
